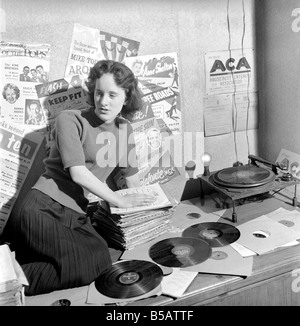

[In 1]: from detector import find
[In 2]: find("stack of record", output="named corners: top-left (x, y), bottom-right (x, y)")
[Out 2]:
top-left (92, 203), bottom-right (175, 250)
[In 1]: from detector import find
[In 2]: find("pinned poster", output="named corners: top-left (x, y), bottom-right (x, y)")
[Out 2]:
top-left (125, 52), bottom-right (182, 138)
top-left (0, 41), bottom-right (51, 131)
top-left (205, 48), bottom-right (257, 95)
top-left (99, 31), bottom-right (140, 63)
top-left (64, 23), bottom-right (105, 87)
top-left (35, 75), bottom-right (87, 149)
top-left (0, 120), bottom-right (44, 235)
top-left (65, 23), bottom-right (140, 87)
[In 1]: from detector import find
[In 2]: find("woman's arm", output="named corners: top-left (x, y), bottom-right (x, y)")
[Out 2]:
top-left (69, 165), bottom-right (155, 208)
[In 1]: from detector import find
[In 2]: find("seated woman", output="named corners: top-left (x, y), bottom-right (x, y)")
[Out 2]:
top-left (7, 60), bottom-right (155, 296)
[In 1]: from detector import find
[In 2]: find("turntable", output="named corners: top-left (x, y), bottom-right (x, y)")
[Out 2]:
top-left (199, 155), bottom-right (299, 223)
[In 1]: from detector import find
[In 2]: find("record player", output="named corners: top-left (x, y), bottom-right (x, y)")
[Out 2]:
top-left (199, 154), bottom-right (299, 223)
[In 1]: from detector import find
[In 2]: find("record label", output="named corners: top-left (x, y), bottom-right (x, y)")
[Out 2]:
top-left (95, 260), bottom-right (163, 299)
top-left (182, 222), bottom-right (240, 247)
top-left (119, 272), bottom-right (140, 285)
top-left (278, 220), bottom-right (294, 227)
top-left (210, 251), bottom-right (228, 260)
top-left (149, 237), bottom-right (211, 268)
top-left (186, 212), bottom-right (201, 219)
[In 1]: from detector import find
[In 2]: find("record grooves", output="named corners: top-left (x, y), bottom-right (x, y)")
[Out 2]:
top-left (212, 165), bottom-right (276, 188)
top-left (182, 222), bottom-right (240, 247)
top-left (95, 260), bottom-right (163, 299)
top-left (149, 237), bottom-right (212, 268)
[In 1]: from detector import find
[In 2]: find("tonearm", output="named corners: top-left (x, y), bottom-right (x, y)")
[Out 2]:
top-left (248, 154), bottom-right (284, 175)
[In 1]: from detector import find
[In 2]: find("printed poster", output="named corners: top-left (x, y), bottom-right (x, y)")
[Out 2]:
top-left (64, 23), bottom-right (105, 87)
top-left (125, 52), bottom-right (182, 137)
top-left (203, 93), bottom-right (233, 137)
top-left (0, 120), bottom-right (44, 235)
top-left (233, 92), bottom-right (259, 131)
top-left (203, 91), bottom-right (258, 136)
top-left (205, 48), bottom-right (256, 95)
top-left (35, 75), bottom-right (87, 149)
top-left (113, 101), bottom-right (181, 189)
top-left (65, 23), bottom-right (140, 87)
top-left (123, 53), bottom-right (182, 186)
top-left (0, 41), bottom-right (51, 130)
top-left (99, 30), bottom-right (140, 63)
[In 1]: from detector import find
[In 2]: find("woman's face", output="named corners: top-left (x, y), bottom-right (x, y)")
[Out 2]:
top-left (94, 73), bottom-right (126, 123)
top-left (5, 88), bottom-right (17, 104)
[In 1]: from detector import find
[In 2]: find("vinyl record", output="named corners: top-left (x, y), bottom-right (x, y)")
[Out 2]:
top-left (182, 222), bottom-right (240, 247)
top-left (95, 260), bottom-right (163, 299)
top-left (149, 237), bottom-right (211, 268)
top-left (212, 165), bottom-right (276, 188)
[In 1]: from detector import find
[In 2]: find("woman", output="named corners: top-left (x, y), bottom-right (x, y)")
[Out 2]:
top-left (9, 60), bottom-right (155, 296)
top-left (2, 83), bottom-right (20, 104)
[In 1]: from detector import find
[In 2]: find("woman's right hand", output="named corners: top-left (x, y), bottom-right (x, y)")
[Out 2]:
top-left (116, 193), bottom-right (157, 208)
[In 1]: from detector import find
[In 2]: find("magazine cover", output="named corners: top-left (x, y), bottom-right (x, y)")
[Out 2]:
top-left (0, 41), bottom-right (51, 130)
top-left (0, 120), bottom-right (44, 235)
top-left (121, 52), bottom-right (182, 186)
top-left (125, 52), bottom-right (182, 138)
top-left (35, 75), bottom-right (87, 149)
top-left (64, 23), bottom-right (105, 87)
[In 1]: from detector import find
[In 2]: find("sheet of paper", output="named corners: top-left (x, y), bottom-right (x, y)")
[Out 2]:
top-left (161, 269), bottom-right (198, 298)
top-left (233, 92), bottom-right (258, 131)
top-left (203, 94), bottom-right (233, 136)
top-left (0, 245), bottom-right (17, 287)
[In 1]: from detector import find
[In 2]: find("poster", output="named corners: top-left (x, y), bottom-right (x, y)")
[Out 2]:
top-left (99, 30), bottom-right (140, 63)
top-left (64, 23), bottom-right (105, 86)
top-left (64, 23), bottom-right (140, 86)
top-left (205, 48), bottom-right (256, 95)
top-left (0, 120), bottom-right (44, 235)
top-left (35, 75), bottom-right (87, 149)
top-left (203, 94), bottom-right (233, 137)
top-left (0, 41), bottom-right (51, 130)
top-left (203, 91), bottom-right (258, 136)
top-left (125, 52), bottom-right (182, 137)
top-left (122, 53), bottom-right (183, 186)
top-left (233, 92), bottom-right (258, 132)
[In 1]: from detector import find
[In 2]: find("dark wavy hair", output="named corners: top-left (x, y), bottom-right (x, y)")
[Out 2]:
top-left (85, 60), bottom-right (143, 119)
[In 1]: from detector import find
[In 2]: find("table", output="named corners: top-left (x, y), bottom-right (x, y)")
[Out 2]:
top-left (25, 193), bottom-right (300, 306)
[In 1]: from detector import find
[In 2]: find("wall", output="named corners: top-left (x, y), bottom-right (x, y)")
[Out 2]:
top-left (0, 0), bottom-right (257, 201)
top-left (256, 0), bottom-right (300, 162)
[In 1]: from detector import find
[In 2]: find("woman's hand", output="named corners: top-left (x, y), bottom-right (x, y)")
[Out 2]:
top-left (116, 193), bottom-right (157, 208)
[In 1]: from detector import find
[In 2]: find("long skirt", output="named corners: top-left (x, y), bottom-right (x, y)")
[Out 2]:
top-left (11, 189), bottom-right (112, 296)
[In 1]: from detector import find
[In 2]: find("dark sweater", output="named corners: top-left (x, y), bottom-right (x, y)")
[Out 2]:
top-left (33, 107), bottom-right (138, 213)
